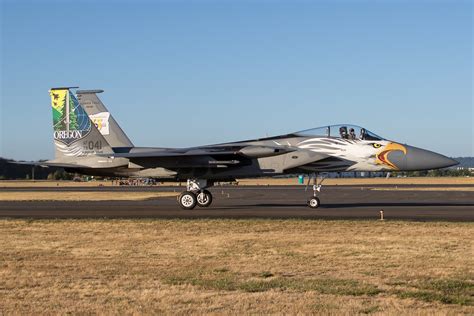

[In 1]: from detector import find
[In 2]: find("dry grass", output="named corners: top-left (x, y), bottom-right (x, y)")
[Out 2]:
top-left (0, 192), bottom-right (178, 201)
top-left (1, 177), bottom-right (472, 188)
top-left (0, 219), bottom-right (472, 314)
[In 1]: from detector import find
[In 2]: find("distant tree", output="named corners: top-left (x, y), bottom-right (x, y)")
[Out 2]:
top-left (51, 169), bottom-right (73, 180)
top-left (392, 168), bottom-right (471, 177)
top-left (427, 169), bottom-right (441, 177)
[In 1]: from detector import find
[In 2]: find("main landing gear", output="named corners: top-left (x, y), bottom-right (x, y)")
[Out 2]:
top-left (306, 173), bottom-right (325, 209)
top-left (178, 179), bottom-right (213, 210)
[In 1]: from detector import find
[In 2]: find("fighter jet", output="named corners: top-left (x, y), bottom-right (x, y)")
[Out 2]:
top-left (41, 87), bottom-right (457, 209)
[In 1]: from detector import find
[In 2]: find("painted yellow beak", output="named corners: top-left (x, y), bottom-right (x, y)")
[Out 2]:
top-left (376, 142), bottom-right (407, 169)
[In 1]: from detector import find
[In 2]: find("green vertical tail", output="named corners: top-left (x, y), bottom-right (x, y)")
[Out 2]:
top-left (50, 87), bottom-right (113, 159)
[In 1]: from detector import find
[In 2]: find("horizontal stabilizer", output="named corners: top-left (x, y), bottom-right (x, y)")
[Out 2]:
top-left (12, 161), bottom-right (91, 169)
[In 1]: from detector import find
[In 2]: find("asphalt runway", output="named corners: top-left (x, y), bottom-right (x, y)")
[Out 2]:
top-left (0, 185), bottom-right (473, 221)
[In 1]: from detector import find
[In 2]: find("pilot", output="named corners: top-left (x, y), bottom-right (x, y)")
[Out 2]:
top-left (349, 128), bottom-right (356, 140)
top-left (360, 128), bottom-right (366, 140)
top-left (339, 126), bottom-right (348, 139)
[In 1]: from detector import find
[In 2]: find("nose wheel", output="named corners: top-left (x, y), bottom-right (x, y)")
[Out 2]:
top-left (308, 197), bottom-right (320, 208)
top-left (306, 173), bottom-right (325, 209)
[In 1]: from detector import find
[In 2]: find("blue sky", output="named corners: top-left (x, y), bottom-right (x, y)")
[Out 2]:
top-left (1, 0), bottom-right (472, 160)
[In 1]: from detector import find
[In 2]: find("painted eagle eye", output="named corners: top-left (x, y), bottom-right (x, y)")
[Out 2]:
top-left (372, 143), bottom-right (382, 148)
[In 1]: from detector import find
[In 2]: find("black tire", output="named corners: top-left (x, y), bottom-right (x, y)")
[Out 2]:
top-left (196, 190), bottom-right (213, 207)
top-left (307, 197), bottom-right (320, 209)
top-left (178, 191), bottom-right (197, 210)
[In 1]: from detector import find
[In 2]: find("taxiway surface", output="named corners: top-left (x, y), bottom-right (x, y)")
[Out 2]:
top-left (0, 185), bottom-right (473, 221)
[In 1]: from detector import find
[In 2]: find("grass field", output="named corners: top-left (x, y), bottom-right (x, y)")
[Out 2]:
top-left (0, 219), bottom-right (472, 314)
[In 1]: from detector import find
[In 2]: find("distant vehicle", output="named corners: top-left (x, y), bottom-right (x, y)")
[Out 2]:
top-left (34, 87), bottom-right (458, 209)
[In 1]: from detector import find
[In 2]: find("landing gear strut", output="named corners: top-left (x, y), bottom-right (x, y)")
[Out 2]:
top-left (178, 179), bottom-right (213, 210)
top-left (306, 173), bottom-right (325, 209)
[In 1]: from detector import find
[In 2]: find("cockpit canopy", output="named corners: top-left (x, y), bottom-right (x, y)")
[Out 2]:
top-left (295, 124), bottom-right (385, 141)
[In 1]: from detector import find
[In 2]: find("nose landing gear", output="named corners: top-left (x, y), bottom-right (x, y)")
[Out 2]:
top-left (308, 196), bottom-right (320, 208)
top-left (178, 179), bottom-right (213, 210)
top-left (306, 173), bottom-right (325, 209)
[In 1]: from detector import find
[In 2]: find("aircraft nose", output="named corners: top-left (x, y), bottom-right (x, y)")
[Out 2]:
top-left (393, 145), bottom-right (458, 171)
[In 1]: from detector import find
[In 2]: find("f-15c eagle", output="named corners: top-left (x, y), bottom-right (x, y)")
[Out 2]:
top-left (38, 87), bottom-right (457, 209)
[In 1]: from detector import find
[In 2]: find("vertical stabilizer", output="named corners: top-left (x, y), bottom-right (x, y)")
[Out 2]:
top-left (76, 90), bottom-right (134, 148)
top-left (50, 88), bottom-right (113, 159)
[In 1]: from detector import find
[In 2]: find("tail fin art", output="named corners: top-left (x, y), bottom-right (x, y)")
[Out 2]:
top-left (50, 88), bottom-right (113, 159)
top-left (76, 90), bottom-right (134, 148)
